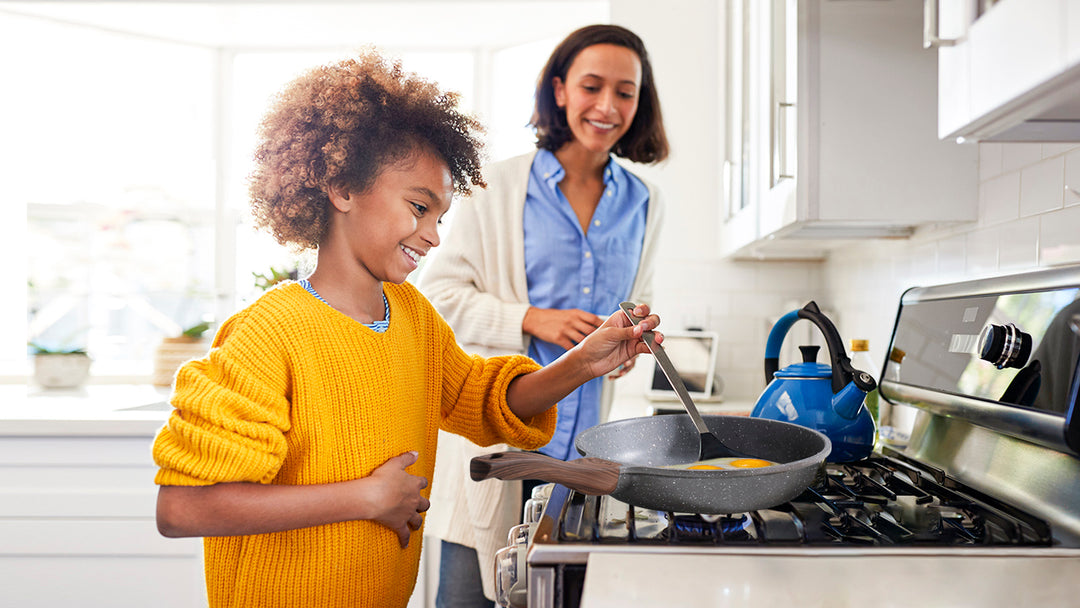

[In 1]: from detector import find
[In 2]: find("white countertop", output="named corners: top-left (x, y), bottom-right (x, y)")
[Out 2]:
top-left (0, 384), bottom-right (173, 436)
top-left (0, 363), bottom-right (754, 437)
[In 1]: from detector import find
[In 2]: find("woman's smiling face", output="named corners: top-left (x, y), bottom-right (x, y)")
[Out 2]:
top-left (553, 43), bottom-right (643, 156)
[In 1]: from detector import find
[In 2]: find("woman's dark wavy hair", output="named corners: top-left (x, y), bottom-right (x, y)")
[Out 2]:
top-left (248, 49), bottom-right (486, 250)
top-left (530, 24), bottom-right (668, 164)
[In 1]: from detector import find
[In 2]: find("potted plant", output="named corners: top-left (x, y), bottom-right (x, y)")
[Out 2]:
top-left (152, 321), bottom-right (213, 388)
top-left (252, 265), bottom-right (298, 291)
top-left (29, 343), bottom-right (92, 389)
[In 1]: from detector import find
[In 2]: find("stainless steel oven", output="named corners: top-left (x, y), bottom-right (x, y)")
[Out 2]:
top-left (496, 265), bottom-right (1080, 607)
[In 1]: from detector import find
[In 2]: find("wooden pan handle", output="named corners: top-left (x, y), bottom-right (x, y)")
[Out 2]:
top-left (470, 452), bottom-right (621, 495)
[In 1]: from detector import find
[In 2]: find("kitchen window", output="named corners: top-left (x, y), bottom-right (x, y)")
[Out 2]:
top-left (3, 3), bottom-right (596, 384)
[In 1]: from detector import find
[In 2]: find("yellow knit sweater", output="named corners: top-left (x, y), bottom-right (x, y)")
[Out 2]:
top-left (152, 281), bottom-right (555, 608)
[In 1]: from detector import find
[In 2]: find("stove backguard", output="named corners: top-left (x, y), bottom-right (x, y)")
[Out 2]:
top-left (881, 264), bottom-right (1080, 455)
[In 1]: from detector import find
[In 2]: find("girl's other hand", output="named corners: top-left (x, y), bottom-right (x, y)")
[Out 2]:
top-left (361, 451), bottom-right (430, 548)
top-left (523, 307), bottom-right (604, 350)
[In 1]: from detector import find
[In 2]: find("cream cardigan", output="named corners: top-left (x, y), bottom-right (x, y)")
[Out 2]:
top-left (417, 150), bottom-right (664, 599)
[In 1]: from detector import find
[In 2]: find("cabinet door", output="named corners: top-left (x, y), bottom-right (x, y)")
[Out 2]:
top-left (724, 0), bottom-right (797, 246)
top-left (935, 0), bottom-right (975, 139)
top-left (759, 0), bottom-right (798, 237)
top-left (967, 0), bottom-right (1066, 121)
top-left (1070, 1), bottom-right (1080, 65)
top-left (719, 0), bottom-right (757, 257)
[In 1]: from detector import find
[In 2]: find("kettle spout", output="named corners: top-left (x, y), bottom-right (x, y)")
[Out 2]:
top-left (832, 382), bottom-right (869, 420)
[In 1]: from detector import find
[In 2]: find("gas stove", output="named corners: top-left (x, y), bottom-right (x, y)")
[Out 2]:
top-left (544, 452), bottom-right (1052, 550)
top-left (495, 265), bottom-right (1080, 608)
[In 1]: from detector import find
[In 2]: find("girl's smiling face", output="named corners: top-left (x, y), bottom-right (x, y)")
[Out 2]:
top-left (553, 43), bottom-right (643, 156)
top-left (329, 147), bottom-right (454, 286)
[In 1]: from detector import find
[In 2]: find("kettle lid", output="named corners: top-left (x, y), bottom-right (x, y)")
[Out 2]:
top-left (774, 361), bottom-right (832, 379)
top-left (772, 345), bottom-right (831, 379)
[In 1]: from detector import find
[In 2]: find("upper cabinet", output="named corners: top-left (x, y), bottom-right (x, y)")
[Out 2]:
top-left (719, 0), bottom-right (978, 260)
top-left (934, 0), bottom-right (1080, 142)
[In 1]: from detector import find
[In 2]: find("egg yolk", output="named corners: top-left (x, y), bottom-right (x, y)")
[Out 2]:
top-left (729, 458), bottom-right (773, 468)
top-left (687, 464), bottom-right (724, 470)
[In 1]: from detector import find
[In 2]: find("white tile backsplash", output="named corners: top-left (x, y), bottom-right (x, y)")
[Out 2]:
top-left (997, 217), bottom-right (1039, 270)
top-left (1039, 204), bottom-right (1080, 266)
top-left (1020, 156), bottom-right (1065, 216)
top-left (979, 143), bottom-right (1003, 179)
top-left (1002, 142), bottom-right (1044, 172)
top-left (979, 172), bottom-right (1020, 225)
top-left (965, 226), bottom-right (999, 274)
top-left (1065, 149), bottom-right (1080, 205)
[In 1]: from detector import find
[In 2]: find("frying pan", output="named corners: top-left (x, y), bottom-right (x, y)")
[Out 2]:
top-left (471, 414), bottom-right (830, 514)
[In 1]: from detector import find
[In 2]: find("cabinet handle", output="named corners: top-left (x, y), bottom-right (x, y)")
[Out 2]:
top-left (923, 0), bottom-right (962, 49)
top-left (1067, 186), bottom-right (1080, 200)
top-left (773, 102), bottom-right (795, 187)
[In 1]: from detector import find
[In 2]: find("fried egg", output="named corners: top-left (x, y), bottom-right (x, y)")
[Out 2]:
top-left (662, 457), bottom-right (776, 470)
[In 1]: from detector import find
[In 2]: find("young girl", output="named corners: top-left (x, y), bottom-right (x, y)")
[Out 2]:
top-left (151, 49), bottom-right (660, 608)
top-left (418, 25), bottom-right (669, 607)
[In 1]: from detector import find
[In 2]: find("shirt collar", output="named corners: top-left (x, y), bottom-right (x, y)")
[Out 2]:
top-left (534, 148), bottom-right (620, 194)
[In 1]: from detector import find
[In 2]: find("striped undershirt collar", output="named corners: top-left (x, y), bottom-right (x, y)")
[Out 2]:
top-left (297, 279), bottom-right (389, 333)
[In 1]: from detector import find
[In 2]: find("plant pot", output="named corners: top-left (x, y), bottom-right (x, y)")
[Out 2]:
top-left (33, 353), bottom-right (92, 389)
top-left (153, 336), bottom-right (210, 388)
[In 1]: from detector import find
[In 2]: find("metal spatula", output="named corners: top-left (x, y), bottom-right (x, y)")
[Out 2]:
top-left (620, 302), bottom-right (754, 461)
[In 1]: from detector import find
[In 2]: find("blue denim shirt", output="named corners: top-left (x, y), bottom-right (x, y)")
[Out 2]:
top-left (524, 149), bottom-right (649, 460)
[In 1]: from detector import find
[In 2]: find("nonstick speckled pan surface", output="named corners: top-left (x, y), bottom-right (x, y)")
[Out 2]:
top-left (573, 414), bottom-right (831, 513)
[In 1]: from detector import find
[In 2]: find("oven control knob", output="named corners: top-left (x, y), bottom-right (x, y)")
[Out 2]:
top-left (507, 522), bottom-right (536, 548)
top-left (978, 323), bottom-right (1032, 370)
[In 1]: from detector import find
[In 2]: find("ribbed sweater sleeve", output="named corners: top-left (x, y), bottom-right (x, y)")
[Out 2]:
top-left (153, 309), bottom-right (292, 486)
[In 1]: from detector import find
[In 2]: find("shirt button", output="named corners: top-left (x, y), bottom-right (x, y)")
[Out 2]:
top-left (543, 172), bottom-right (550, 178)
top-left (606, 190), bottom-right (613, 197)
top-left (584, 251), bottom-right (592, 259)
top-left (594, 220), bottom-right (601, 226)
top-left (583, 287), bottom-right (591, 294)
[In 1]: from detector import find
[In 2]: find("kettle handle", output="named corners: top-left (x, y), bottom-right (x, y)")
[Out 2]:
top-left (764, 301), bottom-right (867, 395)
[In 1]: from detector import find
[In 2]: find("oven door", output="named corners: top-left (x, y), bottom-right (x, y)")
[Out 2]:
top-left (574, 549), bottom-right (1080, 608)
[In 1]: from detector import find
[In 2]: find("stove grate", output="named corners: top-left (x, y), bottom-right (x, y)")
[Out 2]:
top-left (554, 455), bottom-right (1053, 548)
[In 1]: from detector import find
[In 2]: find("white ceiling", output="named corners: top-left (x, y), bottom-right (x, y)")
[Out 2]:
top-left (0, 1), bottom-right (609, 50)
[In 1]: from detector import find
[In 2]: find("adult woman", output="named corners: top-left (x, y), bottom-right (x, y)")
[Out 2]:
top-left (418, 24), bottom-right (669, 607)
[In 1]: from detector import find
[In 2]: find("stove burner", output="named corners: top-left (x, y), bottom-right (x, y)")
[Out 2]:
top-left (667, 514), bottom-right (751, 543)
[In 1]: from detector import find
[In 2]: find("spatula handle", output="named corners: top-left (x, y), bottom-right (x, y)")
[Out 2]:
top-left (470, 452), bottom-right (621, 495)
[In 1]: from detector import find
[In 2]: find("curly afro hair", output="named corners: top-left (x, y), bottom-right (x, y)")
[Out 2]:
top-left (248, 49), bottom-right (486, 250)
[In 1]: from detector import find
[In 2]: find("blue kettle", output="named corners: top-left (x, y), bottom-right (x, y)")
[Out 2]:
top-left (751, 301), bottom-right (877, 462)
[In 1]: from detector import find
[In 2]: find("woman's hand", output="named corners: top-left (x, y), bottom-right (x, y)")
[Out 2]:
top-left (523, 307), bottom-right (604, 350)
top-left (361, 451), bottom-right (431, 548)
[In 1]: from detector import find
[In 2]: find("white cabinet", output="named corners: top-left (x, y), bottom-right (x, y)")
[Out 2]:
top-left (934, 0), bottom-right (1080, 142)
top-left (0, 433), bottom-right (206, 607)
top-left (720, 0), bottom-right (978, 260)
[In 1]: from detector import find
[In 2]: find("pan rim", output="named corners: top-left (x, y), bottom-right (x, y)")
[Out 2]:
top-left (578, 415), bottom-right (832, 477)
